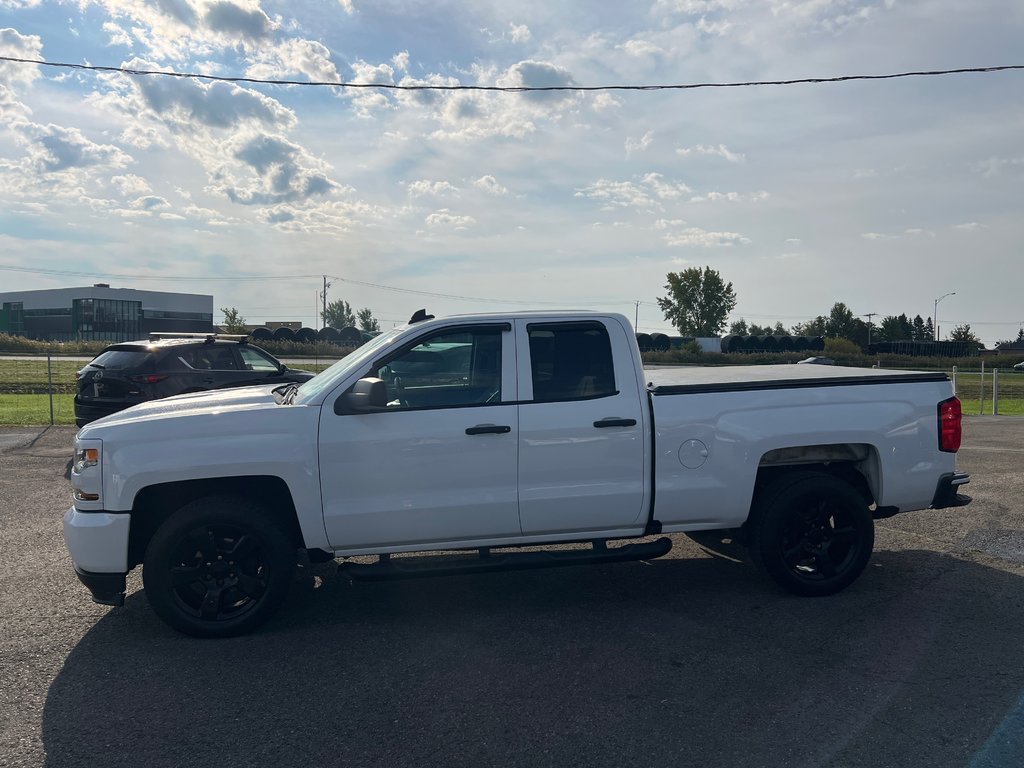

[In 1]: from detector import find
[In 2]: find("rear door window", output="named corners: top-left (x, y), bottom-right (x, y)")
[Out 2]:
top-left (527, 323), bottom-right (616, 402)
top-left (191, 346), bottom-right (239, 370)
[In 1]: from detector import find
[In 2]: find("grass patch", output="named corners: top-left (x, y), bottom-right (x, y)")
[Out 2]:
top-left (0, 394), bottom-right (76, 426)
top-left (959, 399), bottom-right (1024, 416)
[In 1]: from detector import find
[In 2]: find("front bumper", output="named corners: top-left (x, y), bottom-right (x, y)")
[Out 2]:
top-left (74, 567), bottom-right (126, 607)
top-left (63, 507), bottom-right (131, 605)
top-left (931, 472), bottom-right (972, 509)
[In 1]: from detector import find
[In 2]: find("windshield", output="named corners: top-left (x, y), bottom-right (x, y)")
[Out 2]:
top-left (292, 327), bottom-right (406, 405)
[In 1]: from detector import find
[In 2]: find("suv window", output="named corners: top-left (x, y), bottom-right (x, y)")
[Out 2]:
top-left (89, 349), bottom-right (152, 370)
top-left (375, 327), bottom-right (502, 409)
top-left (238, 346), bottom-right (280, 372)
top-left (186, 345), bottom-right (239, 371)
top-left (528, 322), bottom-right (616, 402)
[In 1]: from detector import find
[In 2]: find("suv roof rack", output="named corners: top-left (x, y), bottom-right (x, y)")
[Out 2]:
top-left (148, 332), bottom-right (249, 344)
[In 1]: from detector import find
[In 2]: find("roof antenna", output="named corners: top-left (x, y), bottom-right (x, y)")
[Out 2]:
top-left (408, 308), bottom-right (434, 324)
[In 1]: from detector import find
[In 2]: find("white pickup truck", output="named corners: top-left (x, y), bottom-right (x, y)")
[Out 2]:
top-left (64, 310), bottom-right (970, 637)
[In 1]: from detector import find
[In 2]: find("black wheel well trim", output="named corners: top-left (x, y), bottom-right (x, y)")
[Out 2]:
top-left (746, 457), bottom-right (877, 534)
top-left (128, 476), bottom-right (305, 569)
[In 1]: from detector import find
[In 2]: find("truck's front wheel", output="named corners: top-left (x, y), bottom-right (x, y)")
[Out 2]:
top-left (750, 472), bottom-right (873, 597)
top-left (143, 496), bottom-right (296, 637)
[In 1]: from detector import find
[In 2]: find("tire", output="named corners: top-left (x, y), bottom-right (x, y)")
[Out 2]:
top-left (143, 495), bottom-right (296, 638)
top-left (750, 471), bottom-right (873, 597)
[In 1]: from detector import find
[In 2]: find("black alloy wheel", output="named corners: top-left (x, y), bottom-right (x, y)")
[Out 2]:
top-left (143, 496), bottom-right (296, 637)
top-left (751, 472), bottom-right (874, 597)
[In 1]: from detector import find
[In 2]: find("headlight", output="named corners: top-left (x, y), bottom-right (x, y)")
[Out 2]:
top-left (74, 447), bottom-right (100, 474)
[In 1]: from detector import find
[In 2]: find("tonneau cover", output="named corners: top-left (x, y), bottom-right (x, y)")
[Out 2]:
top-left (645, 364), bottom-right (948, 395)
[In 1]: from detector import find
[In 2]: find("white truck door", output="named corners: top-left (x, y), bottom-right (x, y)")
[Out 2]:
top-left (515, 318), bottom-right (647, 535)
top-left (319, 323), bottom-right (521, 549)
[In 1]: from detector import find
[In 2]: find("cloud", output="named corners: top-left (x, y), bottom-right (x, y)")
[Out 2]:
top-left (576, 173), bottom-right (693, 210)
top-left (473, 175), bottom-right (508, 196)
top-left (690, 189), bottom-right (768, 203)
top-left (617, 38), bottom-right (667, 59)
top-left (22, 123), bottom-right (131, 173)
top-left (625, 131), bottom-right (654, 157)
top-left (575, 179), bottom-right (656, 210)
top-left (676, 143), bottom-right (745, 162)
top-left (425, 209), bottom-right (475, 229)
top-left (392, 50), bottom-right (410, 72)
top-left (0, 27), bottom-right (43, 90)
top-left (661, 224), bottom-right (751, 247)
top-left (953, 222), bottom-right (982, 232)
top-left (102, 21), bottom-right (133, 47)
top-left (974, 155), bottom-right (1024, 178)
top-left (110, 174), bottom-right (152, 196)
top-left (407, 179), bottom-right (458, 197)
top-left (111, 59), bottom-right (297, 131)
top-left (202, 1), bottom-right (276, 42)
top-left (337, 0), bottom-right (355, 14)
top-left (134, 195), bottom-right (171, 210)
top-left (509, 23), bottom-right (531, 43)
top-left (246, 39), bottom-right (341, 82)
top-left (220, 133), bottom-right (336, 205)
top-left (496, 60), bottom-right (577, 102)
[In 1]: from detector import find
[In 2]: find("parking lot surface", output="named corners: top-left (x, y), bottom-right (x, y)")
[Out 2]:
top-left (1, 421), bottom-right (1022, 768)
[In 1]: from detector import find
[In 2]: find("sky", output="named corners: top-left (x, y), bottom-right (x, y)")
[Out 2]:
top-left (0, 0), bottom-right (1021, 345)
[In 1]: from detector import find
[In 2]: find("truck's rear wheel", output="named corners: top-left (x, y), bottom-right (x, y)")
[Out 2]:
top-left (750, 472), bottom-right (873, 597)
top-left (143, 496), bottom-right (296, 638)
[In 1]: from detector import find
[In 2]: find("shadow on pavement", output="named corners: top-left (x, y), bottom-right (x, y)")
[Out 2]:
top-left (42, 548), bottom-right (1024, 768)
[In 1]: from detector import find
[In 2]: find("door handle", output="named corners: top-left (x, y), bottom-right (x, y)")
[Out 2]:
top-left (466, 424), bottom-right (512, 435)
top-left (593, 418), bottom-right (637, 428)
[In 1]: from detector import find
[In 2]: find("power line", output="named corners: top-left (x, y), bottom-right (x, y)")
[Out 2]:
top-left (1, 56), bottom-right (1022, 92)
top-left (0, 263), bottom-right (625, 308)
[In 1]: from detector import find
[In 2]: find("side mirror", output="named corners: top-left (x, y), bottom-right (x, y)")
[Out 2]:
top-left (336, 377), bottom-right (388, 414)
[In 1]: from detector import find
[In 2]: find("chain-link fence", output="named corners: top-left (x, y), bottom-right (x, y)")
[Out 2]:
top-left (2, 354), bottom-right (1021, 426)
top-left (0, 356), bottom-right (79, 426)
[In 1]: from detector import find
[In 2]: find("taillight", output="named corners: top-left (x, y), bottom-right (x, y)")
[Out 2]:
top-left (129, 374), bottom-right (168, 385)
top-left (938, 397), bottom-right (962, 453)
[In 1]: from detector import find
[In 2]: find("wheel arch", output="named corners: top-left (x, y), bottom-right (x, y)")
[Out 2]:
top-left (128, 476), bottom-right (305, 569)
top-left (753, 442), bottom-right (881, 510)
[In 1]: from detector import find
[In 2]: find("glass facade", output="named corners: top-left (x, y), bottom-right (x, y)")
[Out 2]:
top-left (0, 302), bottom-right (25, 335)
top-left (72, 298), bottom-right (142, 342)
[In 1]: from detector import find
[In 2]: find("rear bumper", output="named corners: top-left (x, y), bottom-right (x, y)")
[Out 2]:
top-left (73, 397), bottom-right (131, 427)
top-left (931, 472), bottom-right (972, 509)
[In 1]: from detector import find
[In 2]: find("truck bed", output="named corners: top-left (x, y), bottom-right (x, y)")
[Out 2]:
top-left (645, 364), bottom-right (948, 395)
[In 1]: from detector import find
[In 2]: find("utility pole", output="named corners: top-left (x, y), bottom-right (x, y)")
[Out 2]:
top-left (320, 275), bottom-right (333, 330)
top-left (862, 312), bottom-right (877, 346)
top-left (634, 301), bottom-right (640, 330)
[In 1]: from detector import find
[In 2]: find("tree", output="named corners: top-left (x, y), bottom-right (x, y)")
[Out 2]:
top-left (322, 299), bottom-right (356, 329)
top-left (356, 308), bottom-right (380, 333)
top-left (729, 318), bottom-right (749, 336)
top-left (911, 315), bottom-right (926, 341)
top-left (878, 314), bottom-right (914, 342)
top-left (924, 316), bottom-right (934, 340)
top-left (949, 323), bottom-right (983, 349)
top-left (792, 316), bottom-right (827, 336)
top-left (220, 307), bottom-right (247, 334)
top-left (657, 266), bottom-right (737, 337)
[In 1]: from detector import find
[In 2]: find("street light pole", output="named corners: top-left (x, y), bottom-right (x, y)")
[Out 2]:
top-left (933, 292), bottom-right (956, 341)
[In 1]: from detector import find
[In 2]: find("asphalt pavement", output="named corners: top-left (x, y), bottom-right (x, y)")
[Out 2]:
top-left (1, 421), bottom-right (1022, 768)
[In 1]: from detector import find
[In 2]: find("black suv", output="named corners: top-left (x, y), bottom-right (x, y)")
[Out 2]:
top-left (74, 334), bottom-right (315, 426)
